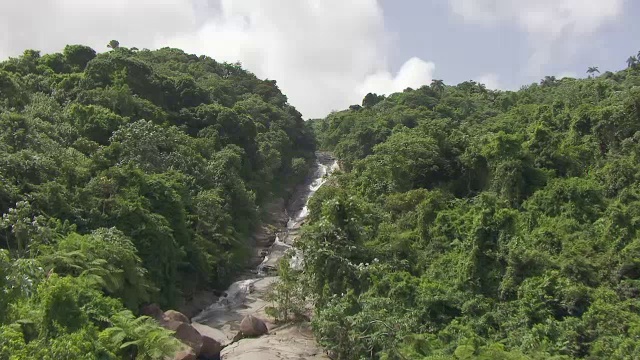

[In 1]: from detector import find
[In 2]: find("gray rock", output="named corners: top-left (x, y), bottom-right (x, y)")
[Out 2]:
top-left (163, 310), bottom-right (190, 323)
top-left (162, 320), bottom-right (203, 355)
top-left (192, 322), bottom-right (227, 358)
top-left (239, 315), bottom-right (268, 337)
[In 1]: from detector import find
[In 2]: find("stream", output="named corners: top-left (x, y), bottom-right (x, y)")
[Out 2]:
top-left (191, 152), bottom-right (338, 337)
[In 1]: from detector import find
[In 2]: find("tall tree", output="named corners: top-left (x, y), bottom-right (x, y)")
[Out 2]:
top-left (107, 40), bottom-right (120, 49)
top-left (587, 66), bottom-right (600, 77)
top-left (627, 56), bottom-right (638, 69)
top-left (540, 76), bottom-right (557, 87)
top-left (430, 79), bottom-right (445, 93)
top-left (362, 93), bottom-right (385, 108)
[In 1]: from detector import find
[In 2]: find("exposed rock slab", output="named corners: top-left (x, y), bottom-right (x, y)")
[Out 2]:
top-left (221, 323), bottom-right (327, 360)
top-left (195, 277), bottom-right (328, 360)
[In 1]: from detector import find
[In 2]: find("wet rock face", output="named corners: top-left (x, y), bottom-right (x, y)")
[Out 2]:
top-left (239, 315), bottom-right (269, 337)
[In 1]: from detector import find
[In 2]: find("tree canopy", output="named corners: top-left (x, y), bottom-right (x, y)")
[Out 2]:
top-left (0, 44), bottom-right (314, 359)
top-left (300, 51), bottom-right (640, 359)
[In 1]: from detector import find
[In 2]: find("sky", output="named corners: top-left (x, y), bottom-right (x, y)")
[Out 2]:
top-left (0, 0), bottom-right (638, 119)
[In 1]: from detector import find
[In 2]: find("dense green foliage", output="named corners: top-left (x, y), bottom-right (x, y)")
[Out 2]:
top-left (0, 44), bottom-right (314, 358)
top-left (301, 62), bottom-right (640, 359)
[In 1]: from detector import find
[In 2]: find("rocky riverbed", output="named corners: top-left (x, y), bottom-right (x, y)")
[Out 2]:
top-left (165, 152), bottom-right (338, 359)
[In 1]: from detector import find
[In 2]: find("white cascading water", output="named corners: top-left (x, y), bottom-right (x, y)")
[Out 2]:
top-left (192, 153), bottom-right (337, 324)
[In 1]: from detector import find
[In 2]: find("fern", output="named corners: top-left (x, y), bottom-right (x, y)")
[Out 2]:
top-left (99, 310), bottom-right (182, 360)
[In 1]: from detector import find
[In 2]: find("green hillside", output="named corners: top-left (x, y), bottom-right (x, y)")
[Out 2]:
top-left (4, 40), bottom-right (640, 360)
top-left (299, 62), bottom-right (640, 359)
top-left (0, 44), bottom-right (314, 358)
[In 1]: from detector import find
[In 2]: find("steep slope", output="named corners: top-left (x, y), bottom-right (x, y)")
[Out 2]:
top-left (300, 64), bottom-right (640, 358)
top-left (0, 45), bottom-right (314, 358)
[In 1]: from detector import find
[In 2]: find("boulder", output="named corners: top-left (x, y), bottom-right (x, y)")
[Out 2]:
top-left (164, 310), bottom-right (190, 323)
top-left (239, 315), bottom-right (268, 337)
top-left (192, 322), bottom-right (227, 359)
top-left (140, 303), bottom-right (163, 321)
top-left (162, 320), bottom-right (203, 355)
top-left (173, 346), bottom-right (196, 360)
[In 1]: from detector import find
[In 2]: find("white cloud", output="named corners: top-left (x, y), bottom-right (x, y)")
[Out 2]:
top-left (0, 0), bottom-right (434, 118)
top-left (475, 73), bottom-right (500, 90)
top-left (448, 0), bottom-right (624, 75)
top-left (162, 0), bottom-right (434, 118)
top-left (449, 0), bottom-right (623, 36)
top-left (357, 57), bottom-right (435, 98)
top-left (0, 0), bottom-right (195, 56)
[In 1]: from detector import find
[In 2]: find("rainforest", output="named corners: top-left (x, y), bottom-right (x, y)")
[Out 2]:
top-left (299, 59), bottom-right (640, 359)
top-left (2, 42), bottom-right (640, 360)
top-left (0, 44), bottom-right (315, 358)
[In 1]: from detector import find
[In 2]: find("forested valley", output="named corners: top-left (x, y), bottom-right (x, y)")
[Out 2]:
top-left (292, 58), bottom-right (640, 359)
top-left (0, 43), bottom-right (315, 358)
top-left (3, 41), bottom-right (640, 360)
